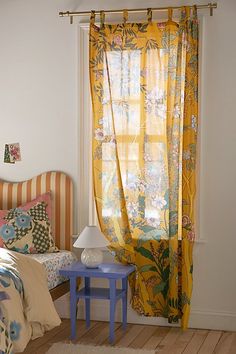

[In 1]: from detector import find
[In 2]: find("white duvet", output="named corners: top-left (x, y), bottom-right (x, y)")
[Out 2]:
top-left (0, 249), bottom-right (61, 353)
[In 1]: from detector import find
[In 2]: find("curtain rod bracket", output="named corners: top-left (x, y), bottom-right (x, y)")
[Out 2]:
top-left (209, 2), bottom-right (213, 16)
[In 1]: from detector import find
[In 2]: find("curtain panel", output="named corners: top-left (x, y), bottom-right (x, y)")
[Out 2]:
top-left (89, 6), bottom-right (198, 328)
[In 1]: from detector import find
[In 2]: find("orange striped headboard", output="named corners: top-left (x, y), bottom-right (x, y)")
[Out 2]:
top-left (0, 171), bottom-right (73, 251)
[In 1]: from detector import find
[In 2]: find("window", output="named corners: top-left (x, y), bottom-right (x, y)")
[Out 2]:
top-left (78, 20), bottom-right (205, 242)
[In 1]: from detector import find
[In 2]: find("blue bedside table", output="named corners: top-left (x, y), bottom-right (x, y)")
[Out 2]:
top-left (59, 262), bottom-right (135, 343)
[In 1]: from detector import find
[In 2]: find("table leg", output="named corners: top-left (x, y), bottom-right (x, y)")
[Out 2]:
top-left (70, 276), bottom-right (77, 340)
top-left (122, 277), bottom-right (128, 330)
top-left (109, 278), bottom-right (116, 344)
top-left (85, 277), bottom-right (90, 328)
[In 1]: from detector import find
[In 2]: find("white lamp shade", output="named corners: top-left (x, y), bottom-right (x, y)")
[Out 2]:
top-left (73, 226), bottom-right (109, 249)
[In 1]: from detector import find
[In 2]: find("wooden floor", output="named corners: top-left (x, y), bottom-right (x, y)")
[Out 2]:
top-left (23, 319), bottom-right (236, 354)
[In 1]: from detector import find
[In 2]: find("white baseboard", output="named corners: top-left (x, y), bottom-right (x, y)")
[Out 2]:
top-left (54, 295), bottom-right (236, 332)
top-left (189, 308), bottom-right (236, 331)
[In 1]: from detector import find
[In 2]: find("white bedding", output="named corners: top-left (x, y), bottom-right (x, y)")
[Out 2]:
top-left (0, 249), bottom-right (61, 352)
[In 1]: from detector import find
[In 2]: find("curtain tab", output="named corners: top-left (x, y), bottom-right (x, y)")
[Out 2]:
top-left (100, 10), bottom-right (105, 29)
top-left (186, 6), bottom-right (190, 19)
top-left (90, 10), bottom-right (95, 25)
top-left (123, 9), bottom-right (128, 24)
top-left (168, 8), bottom-right (173, 21)
top-left (180, 6), bottom-right (187, 23)
top-left (147, 8), bottom-right (152, 23)
top-left (192, 5), bottom-right (198, 20)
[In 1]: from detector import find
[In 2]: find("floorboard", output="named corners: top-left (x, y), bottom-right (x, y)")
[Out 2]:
top-left (142, 326), bottom-right (170, 350)
top-left (22, 319), bottom-right (236, 354)
top-left (214, 332), bottom-right (235, 354)
top-left (183, 329), bottom-right (209, 354)
top-left (198, 331), bottom-right (222, 354)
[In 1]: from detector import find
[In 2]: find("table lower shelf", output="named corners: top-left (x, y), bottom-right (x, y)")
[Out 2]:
top-left (77, 287), bottom-right (125, 300)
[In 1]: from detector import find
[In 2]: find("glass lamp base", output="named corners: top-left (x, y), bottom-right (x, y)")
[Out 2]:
top-left (81, 248), bottom-right (103, 268)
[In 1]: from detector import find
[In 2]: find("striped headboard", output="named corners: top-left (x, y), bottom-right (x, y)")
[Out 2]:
top-left (0, 171), bottom-right (73, 251)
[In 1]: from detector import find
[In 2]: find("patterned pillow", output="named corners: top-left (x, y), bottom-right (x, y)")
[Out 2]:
top-left (0, 193), bottom-right (58, 254)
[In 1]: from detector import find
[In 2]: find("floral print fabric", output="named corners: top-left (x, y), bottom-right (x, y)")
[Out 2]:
top-left (0, 193), bottom-right (58, 254)
top-left (0, 318), bottom-right (13, 354)
top-left (0, 261), bottom-right (29, 353)
top-left (0, 248), bottom-right (61, 352)
top-left (90, 6), bottom-right (198, 328)
top-left (0, 292), bottom-right (13, 354)
top-left (27, 251), bottom-right (77, 290)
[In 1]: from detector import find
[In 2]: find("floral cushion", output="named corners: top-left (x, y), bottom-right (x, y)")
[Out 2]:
top-left (0, 193), bottom-right (58, 254)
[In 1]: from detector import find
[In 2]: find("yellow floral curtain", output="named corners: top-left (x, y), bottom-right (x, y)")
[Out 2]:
top-left (89, 6), bottom-right (198, 328)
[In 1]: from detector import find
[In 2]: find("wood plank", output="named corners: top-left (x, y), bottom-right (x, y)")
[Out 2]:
top-left (159, 327), bottom-right (182, 346)
top-left (23, 319), bottom-right (71, 354)
top-left (214, 332), bottom-right (235, 354)
top-left (172, 329), bottom-right (196, 353)
top-left (102, 323), bottom-right (133, 346)
top-left (158, 329), bottom-right (195, 354)
top-left (79, 322), bottom-right (107, 344)
top-left (92, 322), bottom-right (121, 345)
top-left (157, 327), bottom-right (182, 353)
top-left (129, 325), bottom-right (157, 348)
top-left (227, 333), bottom-right (236, 354)
top-left (198, 330), bottom-right (222, 354)
top-left (22, 319), bottom-right (236, 354)
top-left (69, 320), bottom-right (98, 342)
top-left (142, 326), bottom-right (171, 350)
top-left (116, 324), bottom-right (145, 347)
top-left (183, 330), bottom-right (209, 354)
top-left (28, 320), bottom-right (97, 354)
top-left (50, 281), bottom-right (70, 301)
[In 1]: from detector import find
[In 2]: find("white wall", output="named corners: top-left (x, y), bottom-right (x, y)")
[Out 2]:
top-left (0, 0), bottom-right (236, 331)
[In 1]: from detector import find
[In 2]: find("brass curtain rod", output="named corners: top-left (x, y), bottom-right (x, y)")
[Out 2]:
top-left (59, 2), bottom-right (217, 24)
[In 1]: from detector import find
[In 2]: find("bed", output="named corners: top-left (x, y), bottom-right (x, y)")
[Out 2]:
top-left (0, 171), bottom-right (75, 299)
top-left (0, 171), bottom-right (76, 352)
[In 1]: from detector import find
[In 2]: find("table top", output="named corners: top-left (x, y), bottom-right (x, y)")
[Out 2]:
top-left (59, 262), bottom-right (135, 279)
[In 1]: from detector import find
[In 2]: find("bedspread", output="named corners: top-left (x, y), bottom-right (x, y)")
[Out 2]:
top-left (0, 249), bottom-right (61, 353)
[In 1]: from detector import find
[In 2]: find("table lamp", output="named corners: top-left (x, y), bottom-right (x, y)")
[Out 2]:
top-left (73, 225), bottom-right (109, 268)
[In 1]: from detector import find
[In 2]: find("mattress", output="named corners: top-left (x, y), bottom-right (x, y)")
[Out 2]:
top-left (27, 251), bottom-right (77, 290)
